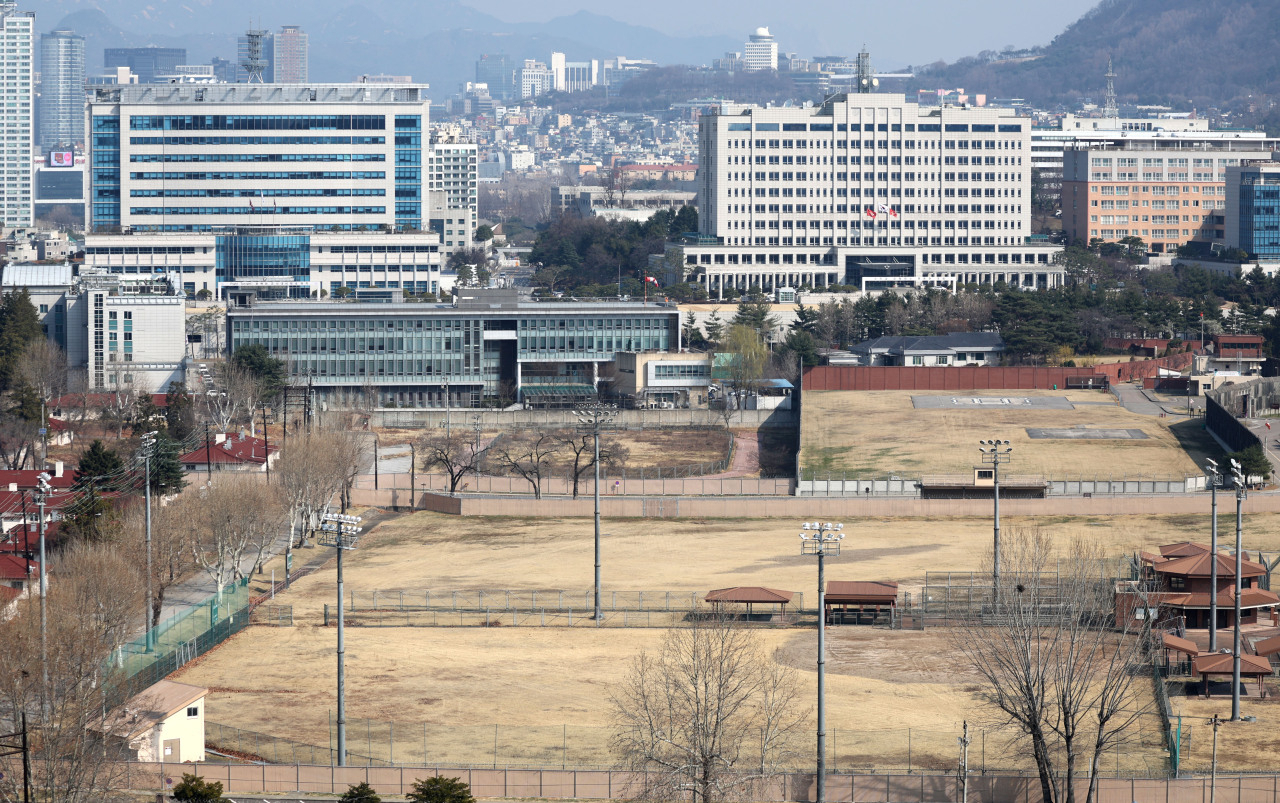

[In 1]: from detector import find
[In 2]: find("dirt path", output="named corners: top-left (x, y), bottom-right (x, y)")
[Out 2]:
top-left (702, 432), bottom-right (760, 479)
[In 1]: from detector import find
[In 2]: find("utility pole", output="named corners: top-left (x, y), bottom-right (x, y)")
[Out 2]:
top-left (979, 440), bottom-right (1012, 597)
top-left (205, 421), bottom-right (213, 484)
top-left (573, 402), bottom-right (618, 622)
top-left (1209, 714), bottom-right (1222, 803)
top-left (472, 414), bottom-right (483, 486)
top-left (373, 436), bottom-right (379, 491)
top-left (1230, 460), bottom-right (1246, 721)
top-left (958, 721), bottom-right (970, 803)
top-left (409, 441), bottom-right (416, 508)
top-left (261, 403), bottom-right (270, 483)
top-left (141, 431), bottom-right (158, 651)
top-left (1206, 459), bottom-right (1221, 650)
top-left (35, 472), bottom-right (52, 720)
top-left (800, 521), bottom-right (844, 803)
top-left (319, 512), bottom-right (363, 767)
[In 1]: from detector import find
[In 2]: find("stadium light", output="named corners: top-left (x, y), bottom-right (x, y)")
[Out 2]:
top-left (799, 520), bottom-right (843, 803)
top-left (319, 511), bottom-right (363, 766)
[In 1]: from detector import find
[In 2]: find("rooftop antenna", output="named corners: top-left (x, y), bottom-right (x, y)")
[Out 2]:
top-left (856, 45), bottom-right (878, 94)
top-left (242, 25), bottom-right (268, 83)
top-left (1102, 55), bottom-right (1118, 119)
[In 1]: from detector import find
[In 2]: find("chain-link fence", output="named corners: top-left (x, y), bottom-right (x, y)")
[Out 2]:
top-left (206, 721), bottom-right (384, 766)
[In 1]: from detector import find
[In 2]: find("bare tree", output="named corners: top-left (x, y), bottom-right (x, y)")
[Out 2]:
top-left (188, 477), bottom-right (269, 599)
top-left (204, 362), bottom-right (258, 432)
top-left (0, 542), bottom-right (144, 803)
top-left (948, 528), bottom-right (1153, 803)
top-left (0, 415), bottom-right (38, 469)
top-left (102, 370), bottom-right (139, 439)
top-left (16, 339), bottom-right (68, 417)
top-left (611, 611), bottom-right (808, 803)
top-left (491, 431), bottom-right (561, 498)
top-left (552, 429), bottom-right (630, 499)
top-left (276, 430), bottom-right (351, 568)
top-left (417, 428), bottom-right (487, 495)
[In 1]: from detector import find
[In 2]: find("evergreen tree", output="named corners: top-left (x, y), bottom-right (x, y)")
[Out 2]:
top-left (703, 309), bottom-right (725, 346)
top-left (231, 343), bottom-right (288, 398)
top-left (407, 776), bottom-right (475, 803)
top-left (0, 289), bottom-right (43, 391)
top-left (672, 205), bottom-right (698, 234)
top-left (173, 773), bottom-right (223, 802)
top-left (340, 782), bottom-right (382, 803)
top-left (147, 432), bottom-right (187, 496)
top-left (732, 292), bottom-right (777, 336)
top-left (9, 382), bottom-right (42, 423)
top-left (76, 440), bottom-right (123, 486)
top-left (165, 381), bottom-right (196, 441)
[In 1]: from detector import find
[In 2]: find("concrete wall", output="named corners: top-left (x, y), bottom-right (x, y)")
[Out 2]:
top-left (370, 407), bottom-right (796, 429)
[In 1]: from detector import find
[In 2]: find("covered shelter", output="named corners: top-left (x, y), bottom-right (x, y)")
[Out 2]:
top-left (704, 586), bottom-right (795, 621)
top-left (825, 581), bottom-right (899, 625)
top-left (1192, 653), bottom-right (1273, 698)
top-left (1159, 633), bottom-right (1199, 673)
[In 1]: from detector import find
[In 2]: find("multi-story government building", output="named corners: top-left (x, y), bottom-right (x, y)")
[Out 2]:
top-left (664, 93), bottom-right (1063, 296)
top-left (86, 83), bottom-right (429, 234)
top-left (1, 2), bottom-right (35, 228)
top-left (225, 288), bottom-right (681, 408)
top-left (82, 227), bottom-right (449, 300)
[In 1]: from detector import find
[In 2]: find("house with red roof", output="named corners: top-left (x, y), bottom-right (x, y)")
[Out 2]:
top-left (0, 552), bottom-right (39, 616)
top-left (178, 433), bottom-right (279, 474)
top-left (1117, 541), bottom-right (1280, 629)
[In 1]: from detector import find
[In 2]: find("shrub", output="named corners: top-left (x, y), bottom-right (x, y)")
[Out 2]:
top-left (407, 776), bottom-right (475, 803)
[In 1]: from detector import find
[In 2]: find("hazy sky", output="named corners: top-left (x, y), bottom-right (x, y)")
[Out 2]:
top-left (460, 0), bottom-right (1102, 66)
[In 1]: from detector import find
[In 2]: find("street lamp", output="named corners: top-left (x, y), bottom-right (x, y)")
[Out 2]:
top-left (799, 520), bottom-right (843, 803)
top-left (140, 431), bottom-right (158, 652)
top-left (1205, 459), bottom-right (1221, 650)
top-left (573, 402), bottom-right (618, 622)
top-left (978, 440), bottom-right (1012, 596)
top-left (1229, 459), bottom-right (1246, 722)
top-left (35, 471), bottom-right (51, 720)
top-left (319, 512), bottom-right (363, 766)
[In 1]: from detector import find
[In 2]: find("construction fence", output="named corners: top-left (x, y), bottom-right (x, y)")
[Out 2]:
top-left (204, 719), bottom-right (1162, 775)
top-left (122, 762), bottom-right (1280, 803)
top-left (796, 474), bottom-right (1208, 497)
top-left (358, 472), bottom-right (793, 497)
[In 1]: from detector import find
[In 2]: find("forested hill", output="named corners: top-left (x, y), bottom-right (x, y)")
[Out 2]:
top-left (908, 0), bottom-right (1279, 112)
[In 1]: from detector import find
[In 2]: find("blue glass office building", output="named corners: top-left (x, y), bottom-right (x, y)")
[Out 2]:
top-left (1232, 165), bottom-right (1280, 260)
top-left (86, 84), bottom-right (428, 233)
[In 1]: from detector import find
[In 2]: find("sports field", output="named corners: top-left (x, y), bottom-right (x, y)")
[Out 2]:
top-left (179, 510), bottom-right (1280, 772)
top-left (800, 390), bottom-right (1217, 478)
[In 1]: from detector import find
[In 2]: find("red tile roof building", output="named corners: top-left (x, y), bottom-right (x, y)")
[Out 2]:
top-left (179, 433), bottom-right (279, 473)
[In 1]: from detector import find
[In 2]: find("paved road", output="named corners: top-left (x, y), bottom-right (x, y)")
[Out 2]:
top-left (1112, 384), bottom-right (1165, 416)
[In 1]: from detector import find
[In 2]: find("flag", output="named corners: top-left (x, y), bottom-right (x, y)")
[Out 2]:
top-left (249, 200), bottom-right (255, 211)
top-left (864, 207), bottom-right (877, 218)
top-left (889, 207), bottom-right (899, 218)
top-left (1268, 422), bottom-right (1272, 430)
top-left (878, 203), bottom-right (889, 214)
top-left (645, 276), bottom-right (661, 286)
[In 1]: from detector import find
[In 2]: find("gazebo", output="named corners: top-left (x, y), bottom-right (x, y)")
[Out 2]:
top-left (704, 587), bottom-right (795, 621)
top-left (1159, 633), bottom-right (1199, 673)
top-left (824, 581), bottom-right (899, 625)
top-left (1192, 653), bottom-right (1273, 698)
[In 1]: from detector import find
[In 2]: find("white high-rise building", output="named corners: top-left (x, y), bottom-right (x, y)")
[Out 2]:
top-left (39, 28), bottom-right (85, 151)
top-left (428, 125), bottom-right (478, 252)
top-left (2, 2), bottom-right (35, 227)
top-left (665, 93), bottom-right (1063, 296)
top-left (273, 25), bottom-right (308, 83)
top-left (741, 27), bottom-right (777, 72)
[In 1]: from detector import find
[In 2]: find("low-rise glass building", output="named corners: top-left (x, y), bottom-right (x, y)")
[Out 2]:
top-left (226, 288), bottom-right (682, 407)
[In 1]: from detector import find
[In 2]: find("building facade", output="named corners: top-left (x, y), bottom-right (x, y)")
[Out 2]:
top-left (83, 228), bottom-right (449, 299)
top-left (475, 54), bottom-right (515, 102)
top-left (1225, 161), bottom-right (1280, 260)
top-left (103, 47), bottom-right (185, 83)
top-left (742, 28), bottom-right (777, 72)
top-left (273, 26), bottom-right (308, 83)
top-left (86, 83), bottom-right (430, 234)
top-left (1, 3), bottom-right (35, 228)
top-left (38, 29), bottom-right (85, 151)
top-left (518, 60), bottom-right (554, 99)
top-left (1062, 139), bottom-right (1279, 253)
top-left (225, 289), bottom-right (681, 407)
top-left (427, 126), bottom-right (477, 252)
top-left (670, 93), bottom-right (1061, 296)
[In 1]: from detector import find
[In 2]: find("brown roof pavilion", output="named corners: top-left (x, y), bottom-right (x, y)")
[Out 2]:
top-left (1192, 653), bottom-right (1273, 677)
top-left (826, 581), bottom-right (899, 605)
top-left (1151, 551), bottom-right (1267, 580)
top-left (1254, 635), bottom-right (1280, 658)
top-left (705, 587), bottom-right (795, 604)
top-left (1160, 633), bottom-right (1199, 658)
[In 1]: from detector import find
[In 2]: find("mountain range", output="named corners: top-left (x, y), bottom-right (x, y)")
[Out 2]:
top-left (27, 0), bottom-right (739, 92)
top-left (908, 0), bottom-right (1278, 112)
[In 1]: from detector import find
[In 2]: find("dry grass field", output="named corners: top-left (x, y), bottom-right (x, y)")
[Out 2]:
top-left (374, 427), bottom-right (732, 471)
top-left (800, 390), bottom-right (1216, 477)
top-left (1169, 690), bottom-right (1280, 772)
top-left (261, 511), bottom-right (1280, 621)
top-left (175, 625), bottom-right (1166, 772)
top-left (186, 509), bottom-right (1280, 772)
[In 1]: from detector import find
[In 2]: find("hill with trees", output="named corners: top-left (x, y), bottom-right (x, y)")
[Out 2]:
top-left (908, 0), bottom-right (1280, 112)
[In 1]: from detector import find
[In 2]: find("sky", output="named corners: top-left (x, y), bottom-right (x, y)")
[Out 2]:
top-left (460, 0), bottom-right (1103, 66)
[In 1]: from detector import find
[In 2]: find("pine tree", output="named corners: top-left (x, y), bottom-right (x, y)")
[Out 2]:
top-left (76, 440), bottom-right (123, 486)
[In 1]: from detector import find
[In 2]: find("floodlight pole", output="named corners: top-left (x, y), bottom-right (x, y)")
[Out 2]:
top-left (574, 403), bottom-right (617, 622)
top-left (320, 513), bottom-right (363, 766)
top-left (1230, 462), bottom-right (1245, 721)
top-left (141, 431), bottom-right (157, 652)
top-left (35, 473), bottom-right (51, 721)
top-left (1205, 460), bottom-right (1220, 651)
top-left (800, 521), bottom-right (843, 803)
top-left (979, 440), bottom-right (1012, 597)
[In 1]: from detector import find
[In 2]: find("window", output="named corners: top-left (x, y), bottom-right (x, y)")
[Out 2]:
top-left (187, 705), bottom-right (199, 718)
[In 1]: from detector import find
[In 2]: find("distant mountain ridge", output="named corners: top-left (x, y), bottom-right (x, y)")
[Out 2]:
top-left (908, 0), bottom-right (1279, 111)
top-left (22, 0), bottom-right (738, 93)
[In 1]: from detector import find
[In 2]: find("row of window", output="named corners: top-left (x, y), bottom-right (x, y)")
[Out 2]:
top-left (127, 171), bottom-right (386, 181)
top-left (129, 188), bottom-right (386, 198)
top-left (130, 153), bottom-right (386, 163)
top-left (129, 136), bottom-right (387, 146)
top-left (129, 115), bottom-right (389, 131)
top-left (726, 122), bottom-right (1022, 133)
top-left (129, 206), bottom-right (387, 216)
